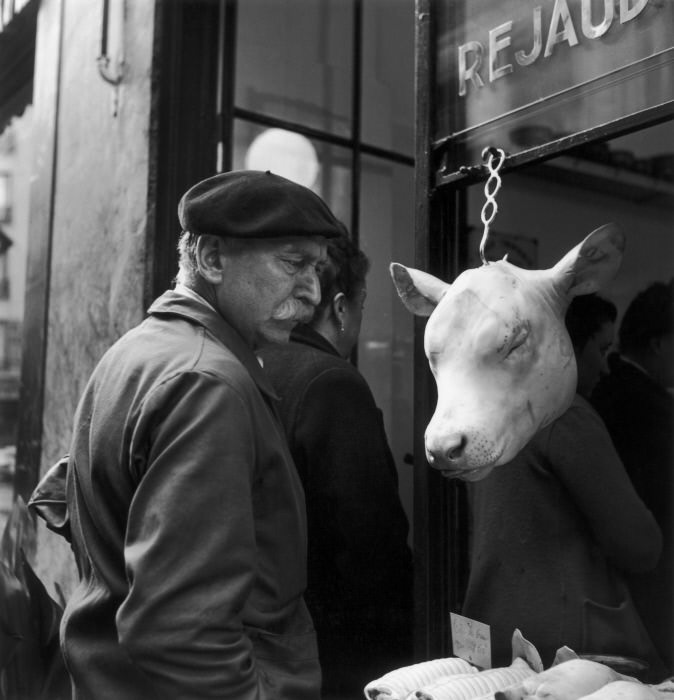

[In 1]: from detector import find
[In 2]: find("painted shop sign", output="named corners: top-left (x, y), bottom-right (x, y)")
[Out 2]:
top-left (458, 0), bottom-right (652, 97)
top-left (434, 0), bottom-right (674, 150)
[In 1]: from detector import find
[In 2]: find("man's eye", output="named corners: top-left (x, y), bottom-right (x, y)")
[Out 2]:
top-left (283, 258), bottom-right (303, 271)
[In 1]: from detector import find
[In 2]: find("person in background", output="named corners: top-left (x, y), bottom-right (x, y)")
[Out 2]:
top-left (259, 233), bottom-right (414, 699)
top-left (592, 279), bottom-right (674, 675)
top-left (37, 170), bottom-right (345, 699)
top-left (462, 294), bottom-right (666, 680)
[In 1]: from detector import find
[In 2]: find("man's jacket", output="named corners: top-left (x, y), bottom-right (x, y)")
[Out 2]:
top-left (59, 290), bottom-right (319, 699)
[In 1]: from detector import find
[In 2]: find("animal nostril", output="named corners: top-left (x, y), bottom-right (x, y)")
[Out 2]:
top-left (447, 435), bottom-right (467, 462)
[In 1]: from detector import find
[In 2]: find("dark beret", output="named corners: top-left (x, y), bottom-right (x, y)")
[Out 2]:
top-left (178, 170), bottom-right (345, 240)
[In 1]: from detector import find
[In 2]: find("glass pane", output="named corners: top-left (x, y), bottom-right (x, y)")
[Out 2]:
top-left (465, 120), bottom-right (674, 282)
top-left (0, 106), bottom-right (32, 531)
top-left (362, 0), bottom-right (415, 157)
top-left (435, 0), bottom-right (674, 167)
top-left (236, 0), bottom-right (354, 138)
top-left (232, 119), bottom-right (352, 226)
top-left (358, 156), bottom-right (415, 539)
top-left (461, 119), bottom-right (674, 668)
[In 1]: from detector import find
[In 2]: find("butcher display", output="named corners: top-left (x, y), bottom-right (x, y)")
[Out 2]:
top-left (390, 223), bottom-right (625, 481)
top-left (364, 631), bottom-right (674, 700)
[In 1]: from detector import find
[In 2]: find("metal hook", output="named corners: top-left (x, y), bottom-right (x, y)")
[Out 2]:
top-left (481, 146), bottom-right (505, 166)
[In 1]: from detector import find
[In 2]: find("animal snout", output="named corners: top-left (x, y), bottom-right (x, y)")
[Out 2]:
top-left (425, 431), bottom-right (468, 468)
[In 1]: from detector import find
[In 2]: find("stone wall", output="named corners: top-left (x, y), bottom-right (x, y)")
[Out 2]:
top-left (34, 0), bottom-right (156, 598)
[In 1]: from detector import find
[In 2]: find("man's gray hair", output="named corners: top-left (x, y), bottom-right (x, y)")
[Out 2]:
top-left (176, 231), bottom-right (247, 286)
top-left (176, 231), bottom-right (200, 286)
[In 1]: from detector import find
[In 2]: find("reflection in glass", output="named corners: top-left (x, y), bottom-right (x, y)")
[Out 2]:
top-left (465, 120), bottom-right (674, 320)
top-left (358, 155), bottom-right (415, 537)
top-left (362, 0), bottom-right (415, 157)
top-left (236, 0), bottom-right (354, 137)
top-left (436, 0), bottom-right (674, 168)
top-left (232, 119), bottom-right (352, 227)
top-left (244, 128), bottom-right (320, 189)
top-left (462, 119), bottom-right (674, 672)
top-left (0, 107), bottom-right (32, 532)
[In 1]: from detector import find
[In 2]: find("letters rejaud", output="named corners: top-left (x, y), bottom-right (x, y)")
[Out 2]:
top-left (435, 0), bottom-right (673, 144)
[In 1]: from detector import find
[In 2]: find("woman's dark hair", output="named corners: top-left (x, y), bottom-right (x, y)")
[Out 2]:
top-left (315, 230), bottom-right (370, 313)
top-left (619, 279), bottom-right (674, 354)
top-left (565, 293), bottom-right (617, 351)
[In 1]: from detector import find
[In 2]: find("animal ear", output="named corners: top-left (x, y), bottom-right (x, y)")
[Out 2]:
top-left (511, 629), bottom-right (544, 673)
top-left (551, 646), bottom-right (578, 666)
top-left (550, 223), bottom-right (625, 299)
top-left (390, 263), bottom-right (450, 317)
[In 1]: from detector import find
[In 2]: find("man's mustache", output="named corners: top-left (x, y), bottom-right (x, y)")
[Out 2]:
top-left (271, 299), bottom-right (315, 322)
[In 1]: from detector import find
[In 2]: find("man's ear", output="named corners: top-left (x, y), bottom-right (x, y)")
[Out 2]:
top-left (389, 262), bottom-right (449, 317)
top-left (195, 235), bottom-right (225, 284)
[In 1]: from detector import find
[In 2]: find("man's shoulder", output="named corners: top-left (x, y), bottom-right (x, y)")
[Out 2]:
top-left (102, 314), bottom-right (255, 398)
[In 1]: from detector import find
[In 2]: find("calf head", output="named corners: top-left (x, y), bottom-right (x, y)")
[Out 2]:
top-left (391, 223), bottom-right (624, 481)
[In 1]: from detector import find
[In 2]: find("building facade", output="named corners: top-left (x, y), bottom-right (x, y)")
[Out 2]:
top-left (0, 0), bottom-right (672, 671)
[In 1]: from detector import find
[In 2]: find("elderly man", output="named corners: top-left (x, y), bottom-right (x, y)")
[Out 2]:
top-left (58, 171), bottom-right (342, 699)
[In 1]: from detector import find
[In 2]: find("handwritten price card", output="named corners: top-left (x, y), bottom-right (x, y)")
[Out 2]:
top-left (450, 612), bottom-right (492, 669)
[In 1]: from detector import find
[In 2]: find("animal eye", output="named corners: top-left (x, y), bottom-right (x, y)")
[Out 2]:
top-left (505, 324), bottom-right (530, 358)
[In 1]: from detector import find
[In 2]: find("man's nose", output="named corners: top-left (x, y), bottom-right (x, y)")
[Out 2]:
top-left (296, 268), bottom-right (321, 306)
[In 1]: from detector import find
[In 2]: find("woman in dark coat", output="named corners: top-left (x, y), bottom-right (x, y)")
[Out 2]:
top-left (462, 294), bottom-right (666, 680)
top-left (592, 279), bottom-right (674, 675)
top-left (259, 234), bottom-right (413, 699)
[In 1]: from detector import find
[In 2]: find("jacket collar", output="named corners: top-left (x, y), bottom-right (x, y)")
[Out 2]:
top-left (290, 323), bottom-right (341, 358)
top-left (148, 289), bottom-right (279, 401)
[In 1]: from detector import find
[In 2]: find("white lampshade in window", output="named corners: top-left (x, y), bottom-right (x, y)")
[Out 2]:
top-left (244, 129), bottom-right (319, 190)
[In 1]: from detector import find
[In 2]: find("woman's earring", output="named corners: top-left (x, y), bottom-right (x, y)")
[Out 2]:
top-left (340, 322), bottom-right (345, 333)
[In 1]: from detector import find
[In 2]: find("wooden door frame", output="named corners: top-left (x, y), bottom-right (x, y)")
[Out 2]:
top-left (14, 0), bottom-right (63, 501)
top-left (147, 0), bottom-right (221, 304)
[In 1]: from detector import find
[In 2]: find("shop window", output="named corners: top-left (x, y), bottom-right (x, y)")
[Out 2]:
top-left (236, 0), bottom-right (354, 138)
top-left (435, 0), bottom-right (674, 173)
top-left (459, 120), bottom-right (674, 673)
top-left (358, 155), bottom-right (415, 524)
top-left (362, 0), bottom-right (415, 157)
top-left (229, 0), bottom-right (416, 539)
top-left (0, 107), bottom-right (32, 531)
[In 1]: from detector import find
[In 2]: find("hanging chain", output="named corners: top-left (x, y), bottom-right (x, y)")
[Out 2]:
top-left (479, 147), bottom-right (506, 265)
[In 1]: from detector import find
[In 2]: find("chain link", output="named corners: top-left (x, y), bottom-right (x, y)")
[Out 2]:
top-left (479, 147), bottom-right (506, 265)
